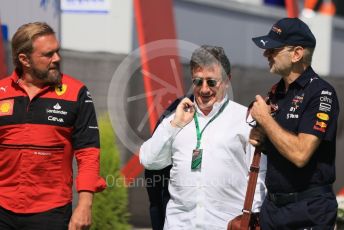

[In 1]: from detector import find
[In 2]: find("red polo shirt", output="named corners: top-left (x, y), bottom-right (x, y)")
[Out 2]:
top-left (0, 72), bottom-right (106, 213)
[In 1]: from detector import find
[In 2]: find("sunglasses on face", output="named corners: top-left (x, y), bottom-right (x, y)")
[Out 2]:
top-left (265, 46), bottom-right (295, 55)
top-left (192, 78), bottom-right (220, 87)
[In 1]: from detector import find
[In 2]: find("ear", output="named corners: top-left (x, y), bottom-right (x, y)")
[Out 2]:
top-left (291, 46), bottom-right (304, 63)
top-left (18, 53), bottom-right (31, 68)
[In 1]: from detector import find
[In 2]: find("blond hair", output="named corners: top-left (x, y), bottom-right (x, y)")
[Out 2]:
top-left (11, 22), bottom-right (55, 75)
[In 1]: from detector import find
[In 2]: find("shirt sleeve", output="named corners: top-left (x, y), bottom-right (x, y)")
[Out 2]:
top-left (298, 87), bottom-right (339, 141)
top-left (140, 113), bottom-right (181, 170)
top-left (72, 86), bottom-right (106, 192)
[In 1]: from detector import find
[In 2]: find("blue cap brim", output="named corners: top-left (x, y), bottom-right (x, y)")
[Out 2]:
top-left (252, 35), bottom-right (285, 49)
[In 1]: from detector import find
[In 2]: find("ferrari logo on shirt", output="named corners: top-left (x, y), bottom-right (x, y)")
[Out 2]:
top-left (55, 84), bottom-right (67, 96)
top-left (0, 99), bottom-right (14, 116)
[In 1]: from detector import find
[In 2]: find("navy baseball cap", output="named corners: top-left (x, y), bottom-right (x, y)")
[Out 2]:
top-left (252, 18), bottom-right (316, 49)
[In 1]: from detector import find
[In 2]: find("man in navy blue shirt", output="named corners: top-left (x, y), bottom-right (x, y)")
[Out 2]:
top-left (250, 18), bottom-right (339, 229)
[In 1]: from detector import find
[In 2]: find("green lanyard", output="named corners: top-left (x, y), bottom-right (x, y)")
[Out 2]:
top-left (193, 98), bottom-right (229, 149)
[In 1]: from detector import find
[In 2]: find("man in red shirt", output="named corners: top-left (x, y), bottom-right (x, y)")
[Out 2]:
top-left (0, 22), bottom-right (106, 230)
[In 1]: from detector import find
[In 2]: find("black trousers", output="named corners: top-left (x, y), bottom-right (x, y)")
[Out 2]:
top-left (145, 166), bottom-right (171, 230)
top-left (0, 203), bottom-right (72, 230)
top-left (260, 192), bottom-right (337, 230)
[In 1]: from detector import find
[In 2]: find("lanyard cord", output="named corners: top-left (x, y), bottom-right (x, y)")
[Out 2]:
top-left (193, 99), bottom-right (229, 149)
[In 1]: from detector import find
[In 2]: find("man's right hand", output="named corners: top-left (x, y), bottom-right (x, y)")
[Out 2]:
top-left (170, 97), bottom-right (195, 128)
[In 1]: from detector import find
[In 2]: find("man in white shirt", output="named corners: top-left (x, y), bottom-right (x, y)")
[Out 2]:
top-left (140, 45), bottom-right (266, 230)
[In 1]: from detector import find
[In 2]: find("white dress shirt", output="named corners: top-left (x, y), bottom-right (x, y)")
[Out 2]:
top-left (140, 97), bottom-right (267, 230)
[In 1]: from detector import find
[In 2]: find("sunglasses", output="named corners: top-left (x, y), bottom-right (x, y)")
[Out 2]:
top-left (246, 101), bottom-right (257, 128)
top-left (192, 78), bottom-right (219, 87)
top-left (245, 98), bottom-right (279, 128)
top-left (265, 46), bottom-right (295, 55)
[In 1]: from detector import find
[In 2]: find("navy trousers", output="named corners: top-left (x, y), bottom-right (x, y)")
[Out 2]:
top-left (260, 192), bottom-right (337, 230)
top-left (145, 166), bottom-right (171, 230)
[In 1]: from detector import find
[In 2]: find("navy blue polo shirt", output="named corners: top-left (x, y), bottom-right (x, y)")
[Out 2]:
top-left (264, 66), bottom-right (339, 193)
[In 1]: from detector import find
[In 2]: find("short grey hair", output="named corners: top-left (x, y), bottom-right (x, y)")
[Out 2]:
top-left (190, 45), bottom-right (231, 80)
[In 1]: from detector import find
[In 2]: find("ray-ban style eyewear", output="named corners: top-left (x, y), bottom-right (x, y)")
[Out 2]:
top-left (265, 46), bottom-right (296, 56)
top-left (192, 78), bottom-right (220, 87)
top-left (246, 101), bottom-right (257, 128)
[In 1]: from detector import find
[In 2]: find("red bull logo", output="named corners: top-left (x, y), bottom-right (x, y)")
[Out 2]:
top-left (315, 121), bottom-right (327, 128)
top-left (313, 120), bottom-right (327, 132)
top-left (272, 26), bottom-right (282, 35)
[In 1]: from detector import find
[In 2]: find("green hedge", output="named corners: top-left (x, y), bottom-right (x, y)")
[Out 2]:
top-left (91, 115), bottom-right (130, 230)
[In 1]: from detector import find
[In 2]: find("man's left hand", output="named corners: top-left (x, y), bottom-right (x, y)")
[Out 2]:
top-left (68, 192), bottom-right (93, 230)
top-left (249, 126), bottom-right (266, 147)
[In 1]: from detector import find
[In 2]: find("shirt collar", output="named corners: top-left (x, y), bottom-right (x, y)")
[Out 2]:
top-left (274, 66), bottom-right (317, 95)
top-left (10, 71), bottom-right (20, 83)
top-left (273, 79), bottom-right (286, 97)
top-left (195, 94), bottom-right (228, 117)
top-left (290, 66), bottom-right (317, 88)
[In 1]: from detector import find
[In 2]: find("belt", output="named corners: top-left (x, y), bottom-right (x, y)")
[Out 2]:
top-left (267, 185), bottom-right (333, 206)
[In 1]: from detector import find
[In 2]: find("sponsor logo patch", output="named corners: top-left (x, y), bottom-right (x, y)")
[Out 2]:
top-left (0, 86), bottom-right (8, 93)
top-left (33, 151), bottom-right (52, 156)
top-left (315, 121), bottom-right (327, 128)
top-left (55, 84), bottom-right (67, 96)
top-left (319, 102), bottom-right (331, 112)
top-left (310, 77), bottom-right (318, 83)
top-left (316, 113), bottom-right (329, 121)
top-left (48, 116), bottom-right (64, 123)
top-left (313, 125), bottom-right (325, 132)
top-left (86, 91), bottom-right (92, 98)
top-left (260, 40), bottom-right (268, 46)
top-left (286, 113), bottom-right (299, 119)
top-left (54, 103), bottom-right (61, 110)
top-left (313, 120), bottom-right (327, 132)
top-left (290, 94), bottom-right (304, 111)
top-left (321, 90), bottom-right (332, 96)
top-left (85, 91), bottom-right (93, 103)
top-left (271, 25), bottom-right (282, 35)
top-left (46, 103), bottom-right (68, 115)
top-left (0, 99), bottom-right (14, 116)
top-left (320, 96), bottom-right (332, 104)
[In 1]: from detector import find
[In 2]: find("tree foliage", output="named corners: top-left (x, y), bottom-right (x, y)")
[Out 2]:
top-left (91, 115), bottom-right (130, 230)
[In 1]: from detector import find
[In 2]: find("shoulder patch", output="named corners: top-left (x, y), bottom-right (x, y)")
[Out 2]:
top-left (0, 99), bottom-right (14, 116)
